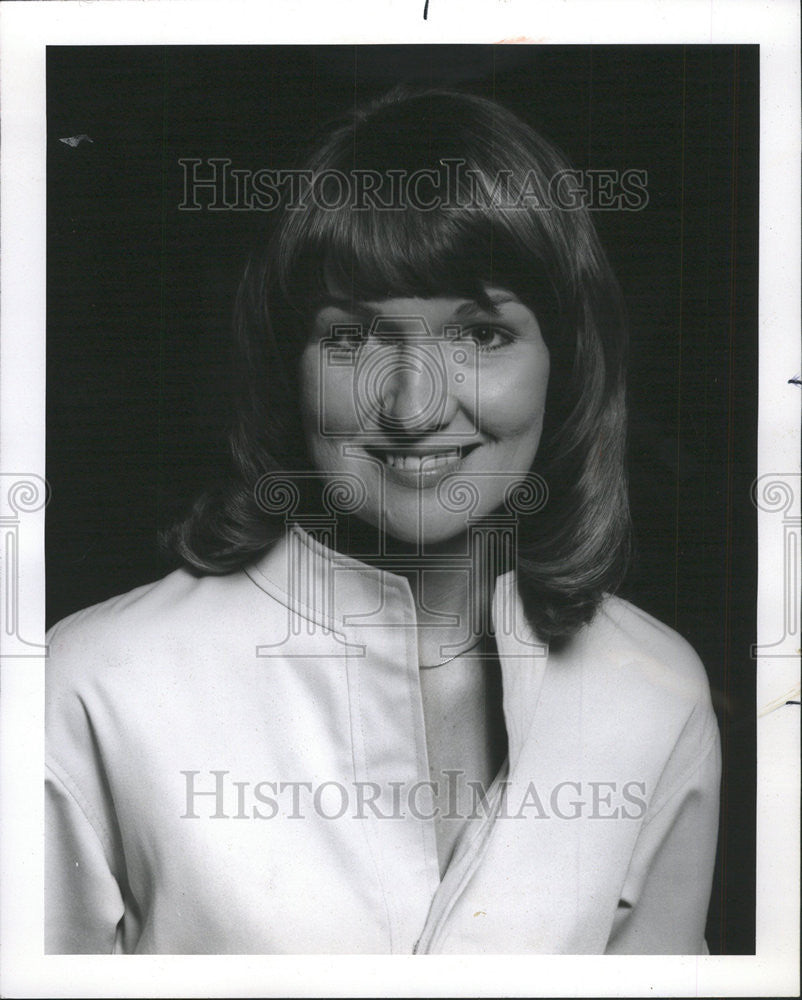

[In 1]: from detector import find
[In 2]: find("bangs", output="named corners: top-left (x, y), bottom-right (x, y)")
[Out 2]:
top-left (273, 197), bottom-right (561, 338)
top-left (284, 206), bottom-right (512, 306)
top-left (265, 88), bottom-right (574, 335)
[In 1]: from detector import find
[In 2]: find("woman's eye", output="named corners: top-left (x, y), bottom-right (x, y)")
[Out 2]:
top-left (457, 324), bottom-right (513, 351)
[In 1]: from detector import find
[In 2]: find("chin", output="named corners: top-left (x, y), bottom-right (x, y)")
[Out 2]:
top-left (371, 500), bottom-right (477, 550)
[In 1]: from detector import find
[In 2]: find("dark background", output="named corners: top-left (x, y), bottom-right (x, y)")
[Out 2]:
top-left (46, 45), bottom-right (758, 954)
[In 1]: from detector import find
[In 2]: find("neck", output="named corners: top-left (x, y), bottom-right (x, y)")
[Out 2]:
top-left (326, 516), bottom-right (499, 664)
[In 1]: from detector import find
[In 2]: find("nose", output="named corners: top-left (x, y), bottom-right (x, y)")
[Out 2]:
top-left (372, 343), bottom-right (458, 434)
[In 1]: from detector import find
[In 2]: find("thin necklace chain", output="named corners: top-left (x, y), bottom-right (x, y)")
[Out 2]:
top-left (418, 636), bottom-right (485, 670)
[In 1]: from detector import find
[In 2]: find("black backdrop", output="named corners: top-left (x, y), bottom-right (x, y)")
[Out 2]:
top-left (46, 44), bottom-right (758, 954)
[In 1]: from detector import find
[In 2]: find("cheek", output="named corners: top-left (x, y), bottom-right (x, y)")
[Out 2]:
top-left (477, 346), bottom-right (550, 438)
top-left (299, 347), bottom-right (361, 440)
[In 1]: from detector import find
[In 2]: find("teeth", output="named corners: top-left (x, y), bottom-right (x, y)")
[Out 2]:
top-left (383, 449), bottom-right (460, 470)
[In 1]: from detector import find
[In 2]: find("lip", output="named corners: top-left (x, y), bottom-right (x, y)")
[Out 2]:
top-left (362, 442), bottom-right (482, 489)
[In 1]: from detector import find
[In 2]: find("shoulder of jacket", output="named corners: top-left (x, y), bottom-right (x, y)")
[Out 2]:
top-left (588, 594), bottom-right (716, 714)
top-left (48, 567), bottom-right (205, 640)
top-left (45, 565), bottom-right (272, 687)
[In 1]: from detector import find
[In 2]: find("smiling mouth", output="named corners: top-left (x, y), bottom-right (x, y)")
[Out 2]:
top-left (364, 443), bottom-right (480, 470)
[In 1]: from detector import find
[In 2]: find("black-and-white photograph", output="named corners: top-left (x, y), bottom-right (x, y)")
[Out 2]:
top-left (0, 2), bottom-right (798, 996)
top-left (44, 44), bottom-right (757, 956)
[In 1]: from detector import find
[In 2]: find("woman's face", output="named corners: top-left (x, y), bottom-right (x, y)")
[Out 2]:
top-left (299, 287), bottom-right (550, 546)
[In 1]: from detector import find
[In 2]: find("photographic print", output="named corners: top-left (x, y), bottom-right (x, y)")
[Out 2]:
top-left (0, 2), bottom-right (798, 997)
top-left (44, 42), bottom-right (755, 956)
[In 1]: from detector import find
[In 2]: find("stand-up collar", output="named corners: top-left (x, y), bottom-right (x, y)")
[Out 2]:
top-left (246, 523), bottom-right (551, 771)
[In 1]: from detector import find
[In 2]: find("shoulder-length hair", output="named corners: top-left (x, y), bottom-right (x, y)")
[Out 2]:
top-left (166, 87), bottom-right (631, 645)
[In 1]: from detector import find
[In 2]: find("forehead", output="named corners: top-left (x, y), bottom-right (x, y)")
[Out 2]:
top-left (315, 288), bottom-right (519, 320)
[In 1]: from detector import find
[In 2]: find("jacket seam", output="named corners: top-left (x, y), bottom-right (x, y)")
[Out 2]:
top-left (243, 564), bottom-right (342, 633)
top-left (345, 642), bottom-right (397, 952)
top-left (46, 756), bottom-right (119, 875)
top-left (245, 528), bottom-right (425, 628)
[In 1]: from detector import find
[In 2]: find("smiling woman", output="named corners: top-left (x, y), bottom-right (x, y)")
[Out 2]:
top-left (171, 87), bottom-right (631, 644)
top-left (301, 290), bottom-right (550, 547)
top-left (45, 87), bottom-right (721, 954)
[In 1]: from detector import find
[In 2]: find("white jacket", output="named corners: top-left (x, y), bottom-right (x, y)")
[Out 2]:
top-left (46, 525), bottom-right (720, 953)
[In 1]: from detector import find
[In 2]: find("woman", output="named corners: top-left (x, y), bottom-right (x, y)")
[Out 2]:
top-left (46, 88), bottom-right (720, 954)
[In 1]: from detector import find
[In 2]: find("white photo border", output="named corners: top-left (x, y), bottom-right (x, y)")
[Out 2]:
top-left (1, 1), bottom-right (799, 997)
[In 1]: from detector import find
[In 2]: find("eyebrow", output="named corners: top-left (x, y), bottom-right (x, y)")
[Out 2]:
top-left (451, 300), bottom-right (501, 320)
top-left (315, 298), bottom-right (375, 323)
